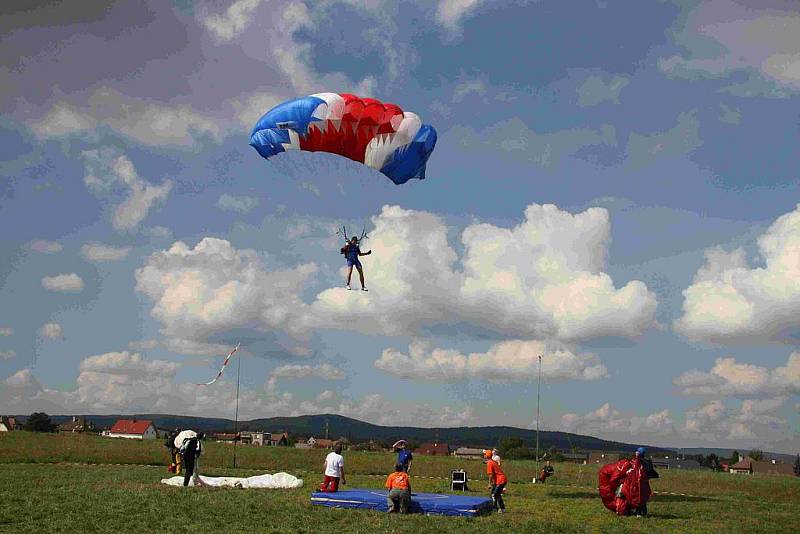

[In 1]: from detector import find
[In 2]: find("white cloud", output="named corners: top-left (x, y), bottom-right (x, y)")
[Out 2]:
top-left (683, 397), bottom-right (790, 445)
top-left (675, 204), bottom-right (800, 343)
top-left (28, 239), bottom-right (63, 254)
top-left (136, 204), bottom-right (655, 352)
top-left (436, 0), bottom-right (484, 32)
top-left (452, 79), bottom-right (487, 102)
top-left (625, 110), bottom-right (702, 168)
top-left (675, 353), bottom-right (800, 397)
top-left (83, 149), bottom-right (172, 231)
top-left (81, 243), bottom-right (132, 262)
top-left (0, 350), bottom-right (16, 360)
top-left (217, 193), bottom-right (260, 214)
top-left (299, 181), bottom-right (321, 197)
top-left (30, 87), bottom-right (223, 147)
top-left (454, 118), bottom-right (616, 168)
top-left (202, 0), bottom-right (263, 42)
top-left (146, 226), bottom-right (172, 239)
top-left (42, 273), bottom-right (84, 293)
top-left (267, 1), bottom-right (376, 95)
top-left (317, 389), bottom-right (336, 402)
top-left (127, 339), bottom-right (159, 351)
top-left (576, 74), bottom-right (629, 106)
top-left (0, 328), bottom-right (13, 337)
top-left (718, 103), bottom-right (742, 125)
top-left (266, 363), bottom-right (345, 391)
top-left (135, 237), bottom-right (315, 353)
top-left (39, 323), bottom-right (64, 340)
top-left (659, 0), bottom-right (800, 96)
top-left (232, 91), bottom-right (285, 128)
top-left (561, 403), bottom-right (676, 439)
top-left (312, 204), bottom-right (656, 341)
top-left (375, 339), bottom-right (607, 382)
top-left (0, 357), bottom-right (472, 426)
top-left (561, 397), bottom-right (796, 451)
top-left (79, 351), bottom-right (179, 376)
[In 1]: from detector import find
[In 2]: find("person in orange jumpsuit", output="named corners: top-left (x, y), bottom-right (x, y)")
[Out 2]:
top-left (385, 463), bottom-right (412, 513)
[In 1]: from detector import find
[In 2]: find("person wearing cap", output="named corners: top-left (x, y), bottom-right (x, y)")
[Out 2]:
top-left (385, 463), bottom-right (412, 514)
top-left (394, 440), bottom-right (413, 473)
top-left (485, 449), bottom-right (507, 513)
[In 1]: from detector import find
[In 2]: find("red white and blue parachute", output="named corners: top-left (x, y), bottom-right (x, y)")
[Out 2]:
top-left (249, 93), bottom-right (437, 185)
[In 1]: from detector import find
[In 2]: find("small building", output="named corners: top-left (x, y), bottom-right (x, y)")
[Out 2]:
top-left (266, 432), bottom-right (289, 446)
top-left (652, 458), bottom-right (703, 470)
top-left (211, 432), bottom-right (237, 443)
top-left (730, 457), bottom-right (796, 476)
top-left (562, 451), bottom-right (590, 463)
top-left (415, 442), bottom-right (451, 456)
top-left (312, 437), bottom-right (336, 449)
top-left (453, 447), bottom-right (486, 460)
top-left (587, 451), bottom-right (622, 464)
top-left (106, 419), bottom-right (157, 440)
top-left (58, 416), bottom-right (95, 434)
top-left (240, 431), bottom-right (266, 446)
top-left (0, 416), bottom-right (20, 432)
top-left (294, 437), bottom-right (312, 449)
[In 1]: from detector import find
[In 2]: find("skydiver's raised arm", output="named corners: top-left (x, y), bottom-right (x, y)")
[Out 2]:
top-left (358, 249), bottom-right (371, 256)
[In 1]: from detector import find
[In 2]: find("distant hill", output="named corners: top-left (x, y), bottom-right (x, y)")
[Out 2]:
top-left (18, 413), bottom-right (674, 454)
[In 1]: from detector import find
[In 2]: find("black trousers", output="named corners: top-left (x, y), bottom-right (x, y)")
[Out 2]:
top-left (183, 451), bottom-right (196, 486)
top-left (491, 483), bottom-right (506, 510)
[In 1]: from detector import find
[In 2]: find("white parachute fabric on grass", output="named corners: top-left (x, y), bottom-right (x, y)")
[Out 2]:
top-left (161, 472), bottom-right (303, 489)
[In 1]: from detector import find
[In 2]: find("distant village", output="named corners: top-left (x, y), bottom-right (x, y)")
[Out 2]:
top-left (3, 414), bottom-right (797, 478)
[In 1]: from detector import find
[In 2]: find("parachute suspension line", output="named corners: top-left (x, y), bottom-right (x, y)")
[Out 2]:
top-left (233, 352), bottom-right (241, 469)
top-left (535, 353), bottom-right (542, 482)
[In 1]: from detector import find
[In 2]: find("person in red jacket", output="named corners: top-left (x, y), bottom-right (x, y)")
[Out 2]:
top-left (385, 463), bottom-right (411, 514)
top-left (598, 447), bottom-right (652, 516)
top-left (484, 449), bottom-right (507, 513)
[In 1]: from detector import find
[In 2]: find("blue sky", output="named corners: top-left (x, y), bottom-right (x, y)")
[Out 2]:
top-left (1, 0), bottom-right (799, 452)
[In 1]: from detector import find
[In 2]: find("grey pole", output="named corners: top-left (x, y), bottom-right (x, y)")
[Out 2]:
top-left (535, 354), bottom-right (542, 482)
top-left (233, 353), bottom-right (241, 469)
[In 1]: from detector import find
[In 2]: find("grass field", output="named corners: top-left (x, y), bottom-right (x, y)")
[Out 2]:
top-left (1, 432), bottom-right (797, 533)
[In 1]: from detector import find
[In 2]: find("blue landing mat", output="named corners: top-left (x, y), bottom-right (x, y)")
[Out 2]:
top-left (311, 489), bottom-right (494, 517)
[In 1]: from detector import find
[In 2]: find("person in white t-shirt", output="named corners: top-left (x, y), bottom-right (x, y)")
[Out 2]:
top-left (320, 444), bottom-right (346, 492)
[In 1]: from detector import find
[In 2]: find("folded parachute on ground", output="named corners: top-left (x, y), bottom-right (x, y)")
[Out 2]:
top-left (161, 472), bottom-right (303, 489)
top-left (249, 93), bottom-right (437, 185)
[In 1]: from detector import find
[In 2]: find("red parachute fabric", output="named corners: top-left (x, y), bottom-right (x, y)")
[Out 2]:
top-left (598, 459), bottom-right (630, 512)
top-left (299, 94), bottom-right (404, 164)
top-left (597, 459), bottom-right (652, 515)
top-left (621, 458), bottom-right (652, 511)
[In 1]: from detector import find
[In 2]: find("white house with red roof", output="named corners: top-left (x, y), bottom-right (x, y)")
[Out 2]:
top-left (104, 419), bottom-right (157, 439)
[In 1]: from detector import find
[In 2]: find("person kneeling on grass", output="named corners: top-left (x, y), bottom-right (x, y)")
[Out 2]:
top-left (320, 444), bottom-right (346, 492)
top-left (485, 449), bottom-right (507, 513)
top-left (385, 463), bottom-right (411, 514)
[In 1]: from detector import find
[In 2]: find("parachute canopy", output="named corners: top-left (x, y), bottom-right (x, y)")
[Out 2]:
top-left (249, 93), bottom-right (437, 185)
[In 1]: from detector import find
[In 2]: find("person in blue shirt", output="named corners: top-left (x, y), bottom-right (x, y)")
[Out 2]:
top-left (341, 236), bottom-right (372, 291)
top-left (394, 440), bottom-right (413, 473)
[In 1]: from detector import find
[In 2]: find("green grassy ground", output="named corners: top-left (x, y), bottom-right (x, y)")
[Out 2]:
top-left (1, 432), bottom-right (797, 533)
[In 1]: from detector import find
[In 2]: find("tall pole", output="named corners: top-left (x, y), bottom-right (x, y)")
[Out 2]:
top-left (233, 353), bottom-right (241, 469)
top-left (535, 354), bottom-right (542, 482)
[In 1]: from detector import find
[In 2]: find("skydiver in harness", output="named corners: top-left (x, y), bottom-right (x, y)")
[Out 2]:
top-left (339, 227), bottom-right (372, 291)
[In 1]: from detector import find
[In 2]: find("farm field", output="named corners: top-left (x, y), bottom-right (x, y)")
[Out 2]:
top-left (1, 432), bottom-right (797, 533)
